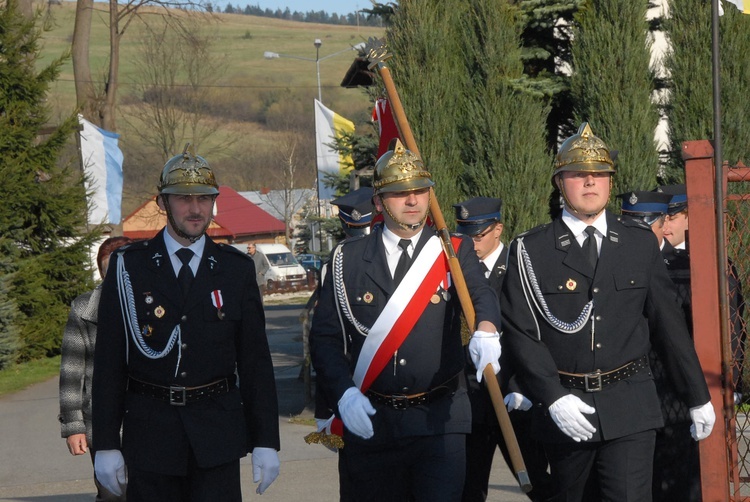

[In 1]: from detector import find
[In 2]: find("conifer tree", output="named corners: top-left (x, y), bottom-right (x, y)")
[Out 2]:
top-left (569, 0), bottom-right (661, 196)
top-left (662, 0), bottom-right (750, 181)
top-left (386, 0), bottom-right (552, 238)
top-left (0, 0), bottom-right (97, 361)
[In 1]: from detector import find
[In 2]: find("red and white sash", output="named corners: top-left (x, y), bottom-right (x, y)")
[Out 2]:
top-left (353, 235), bottom-right (448, 391)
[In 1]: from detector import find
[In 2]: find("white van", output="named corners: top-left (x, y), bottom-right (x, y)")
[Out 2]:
top-left (251, 243), bottom-right (308, 292)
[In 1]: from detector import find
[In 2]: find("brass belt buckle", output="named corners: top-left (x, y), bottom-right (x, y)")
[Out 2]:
top-left (169, 386), bottom-right (187, 406)
top-left (584, 370), bottom-right (602, 392)
top-left (389, 394), bottom-right (409, 410)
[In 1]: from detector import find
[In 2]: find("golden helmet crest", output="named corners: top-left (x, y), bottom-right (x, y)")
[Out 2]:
top-left (158, 144), bottom-right (219, 195)
top-left (373, 139), bottom-right (434, 194)
top-left (553, 122), bottom-right (615, 182)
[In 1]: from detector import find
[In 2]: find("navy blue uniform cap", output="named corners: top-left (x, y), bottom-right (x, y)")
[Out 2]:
top-left (453, 197), bottom-right (502, 236)
top-left (618, 190), bottom-right (671, 224)
top-left (331, 187), bottom-right (375, 236)
top-left (654, 184), bottom-right (687, 215)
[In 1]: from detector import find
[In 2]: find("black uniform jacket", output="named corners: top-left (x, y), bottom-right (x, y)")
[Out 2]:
top-left (92, 230), bottom-right (279, 476)
top-left (466, 245), bottom-right (510, 425)
top-left (310, 225), bottom-right (502, 445)
top-left (500, 212), bottom-right (710, 443)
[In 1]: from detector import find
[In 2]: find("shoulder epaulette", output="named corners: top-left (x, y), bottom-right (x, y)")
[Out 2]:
top-left (117, 240), bottom-right (148, 252)
top-left (516, 222), bottom-right (550, 239)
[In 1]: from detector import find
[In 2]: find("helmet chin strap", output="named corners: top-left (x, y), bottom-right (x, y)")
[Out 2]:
top-left (381, 191), bottom-right (431, 232)
top-left (161, 194), bottom-right (212, 243)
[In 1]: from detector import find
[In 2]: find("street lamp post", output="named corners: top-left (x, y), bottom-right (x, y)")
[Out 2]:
top-left (264, 40), bottom-right (365, 253)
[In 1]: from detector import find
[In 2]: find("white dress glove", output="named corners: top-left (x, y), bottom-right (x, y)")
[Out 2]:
top-left (468, 330), bottom-right (501, 382)
top-left (689, 401), bottom-right (716, 441)
top-left (252, 447), bottom-right (280, 494)
top-left (338, 386), bottom-right (376, 439)
top-left (94, 449), bottom-right (127, 497)
top-left (548, 394), bottom-right (597, 442)
top-left (504, 392), bottom-right (532, 412)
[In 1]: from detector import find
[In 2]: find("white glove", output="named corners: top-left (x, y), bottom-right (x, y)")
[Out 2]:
top-left (504, 392), bottom-right (532, 412)
top-left (468, 330), bottom-right (501, 382)
top-left (689, 401), bottom-right (716, 441)
top-left (252, 447), bottom-right (280, 494)
top-left (94, 449), bottom-right (127, 497)
top-left (338, 386), bottom-right (376, 439)
top-left (548, 394), bottom-right (597, 442)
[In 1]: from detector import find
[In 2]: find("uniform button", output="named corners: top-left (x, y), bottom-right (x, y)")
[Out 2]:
top-left (181, 343), bottom-right (188, 350)
top-left (592, 287), bottom-right (599, 293)
top-left (596, 343), bottom-right (602, 349)
top-left (401, 387), bottom-right (409, 392)
top-left (557, 285), bottom-right (563, 290)
top-left (181, 315), bottom-right (187, 322)
top-left (356, 297), bottom-right (362, 301)
top-left (399, 359), bottom-right (407, 366)
top-left (630, 280), bottom-right (635, 285)
top-left (180, 372), bottom-right (187, 378)
top-left (595, 315), bottom-right (602, 321)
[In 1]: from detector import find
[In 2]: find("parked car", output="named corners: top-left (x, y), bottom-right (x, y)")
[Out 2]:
top-left (297, 253), bottom-right (323, 272)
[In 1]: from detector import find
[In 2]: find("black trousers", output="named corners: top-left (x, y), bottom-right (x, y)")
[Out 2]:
top-left (126, 449), bottom-right (241, 502)
top-left (544, 429), bottom-right (656, 502)
top-left (340, 433), bottom-right (466, 502)
top-left (463, 415), bottom-right (553, 502)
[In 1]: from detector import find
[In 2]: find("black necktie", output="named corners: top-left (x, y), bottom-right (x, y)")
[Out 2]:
top-left (176, 248), bottom-right (195, 298)
top-left (583, 226), bottom-right (599, 270)
top-left (393, 239), bottom-right (412, 285)
top-left (481, 261), bottom-right (490, 278)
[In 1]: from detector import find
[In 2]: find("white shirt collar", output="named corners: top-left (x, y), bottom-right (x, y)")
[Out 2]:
top-left (163, 229), bottom-right (206, 275)
top-left (481, 242), bottom-right (505, 271)
top-left (382, 225), bottom-right (422, 257)
top-left (562, 208), bottom-right (607, 246)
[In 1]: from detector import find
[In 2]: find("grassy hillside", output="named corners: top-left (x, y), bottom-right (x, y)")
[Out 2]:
top-left (37, 2), bottom-right (383, 215)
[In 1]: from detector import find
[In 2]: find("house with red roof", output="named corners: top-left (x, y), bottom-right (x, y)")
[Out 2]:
top-left (122, 185), bottom-right (286, 244)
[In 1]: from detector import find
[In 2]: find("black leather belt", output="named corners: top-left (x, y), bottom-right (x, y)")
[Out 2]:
top-left (127, 375), bottom-right (235, 406)
top-left (366, 375), bottom-right (460, 410)
top-left (558, 355), bottom-right (649, 392)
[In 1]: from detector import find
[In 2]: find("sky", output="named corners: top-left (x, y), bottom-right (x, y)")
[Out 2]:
top-left (234, 1), bottom-right (368, 16)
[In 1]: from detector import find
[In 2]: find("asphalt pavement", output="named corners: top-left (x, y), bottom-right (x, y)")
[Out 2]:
top-left (0, 301), bottom-right (528, 501)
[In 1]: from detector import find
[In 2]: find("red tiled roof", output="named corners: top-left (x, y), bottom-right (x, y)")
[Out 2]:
top-left (122, 186), bottom-right (285, 241)
top-left (213, 185), bottom-right (286, 236)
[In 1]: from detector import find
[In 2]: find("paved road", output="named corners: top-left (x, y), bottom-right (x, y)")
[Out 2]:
top-left (0, 302), bottom-right (528, 501)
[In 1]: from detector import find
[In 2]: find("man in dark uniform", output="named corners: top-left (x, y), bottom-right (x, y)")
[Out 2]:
top-left (453, 197), bottom-right (553, 502)
top-left (500, 123), bottom-right (715, 501)
top-left (650, 184), bottom-right (745, 501)
top-left (310, 140), bottom-right (502, 501)
top-left (92, 147), bottom-right (281, 501)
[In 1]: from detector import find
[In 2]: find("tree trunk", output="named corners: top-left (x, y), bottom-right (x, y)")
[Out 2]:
top-left (101, 0), bottom-right (119, 131)
top-left (71, 0), bottom-right (96, 121)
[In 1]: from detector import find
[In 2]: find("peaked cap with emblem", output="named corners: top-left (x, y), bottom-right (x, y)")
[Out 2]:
top-left (331, 187), bottom-right (375, 236)
top-left (617, 190), bottom-right (671, 224)
top-left (654, 183), bottom-right (687, 215)
top-left (453, 197), bottom-right (503, 236)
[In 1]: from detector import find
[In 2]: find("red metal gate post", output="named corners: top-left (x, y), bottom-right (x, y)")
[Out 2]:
top-left (683, 140), bottom-right (731, 501)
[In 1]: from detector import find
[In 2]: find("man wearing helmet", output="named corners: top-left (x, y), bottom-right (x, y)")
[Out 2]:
top-left (310, 140), bottom-right (501, 501)
top-left (499, 124), bottom-right (714, 501)
top-left (92, 147), bottom-right (281, 501)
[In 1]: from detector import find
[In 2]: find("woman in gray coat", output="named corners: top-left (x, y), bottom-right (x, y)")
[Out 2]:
top-left (58, 236), bottom-right (131, 502)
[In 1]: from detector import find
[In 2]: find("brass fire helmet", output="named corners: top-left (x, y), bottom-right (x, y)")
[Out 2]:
top-left (158, 146), bottom-right (219, 196)
top-left (552, 122), bottom-right (615, 187)
top-left (373, 139), bottom-right (435, 194)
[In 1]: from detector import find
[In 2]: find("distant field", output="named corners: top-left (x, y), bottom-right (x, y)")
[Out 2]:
top-left (34, 2), bottom-right (384, 215)
top-left (40, 2), bottom-right (383, 118)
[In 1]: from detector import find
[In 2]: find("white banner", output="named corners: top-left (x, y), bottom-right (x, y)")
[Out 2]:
top-left (78, 115), bottom-right (124, 225)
